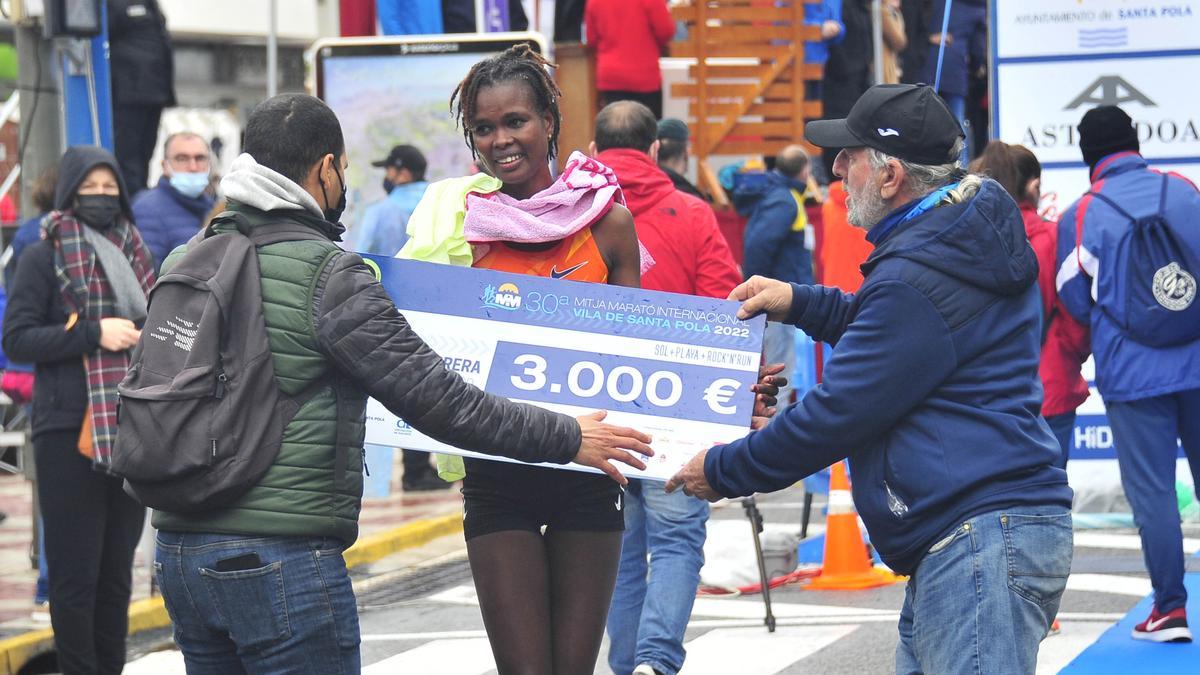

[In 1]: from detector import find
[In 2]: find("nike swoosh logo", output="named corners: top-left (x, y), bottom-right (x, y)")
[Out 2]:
top-left (1146, 615), bottom-right (1174, 631)
top-left (614, 491), bottom-right (623, 511)
top-left (550, 261), bottom-right (588, 279)
top-left (877, 128), bottom-right (900, 137)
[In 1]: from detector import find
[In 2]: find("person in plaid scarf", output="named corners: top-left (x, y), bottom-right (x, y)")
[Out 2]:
top-left (3, 145), bottom-right (155, 675)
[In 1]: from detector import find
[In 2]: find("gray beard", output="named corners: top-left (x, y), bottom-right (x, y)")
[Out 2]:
top-left (847, 187), bottom-right (891, 230)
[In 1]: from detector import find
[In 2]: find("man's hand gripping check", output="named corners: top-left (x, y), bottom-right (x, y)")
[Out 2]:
top-left (666, 277), bottom-right (795, 500)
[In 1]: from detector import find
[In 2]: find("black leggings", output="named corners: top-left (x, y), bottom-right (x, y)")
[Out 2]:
top-left (35, 428), bottom-right (145, 675)
top-left (467, 528), bottom-right (624, 675)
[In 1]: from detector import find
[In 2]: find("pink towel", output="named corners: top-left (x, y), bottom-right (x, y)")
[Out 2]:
top-left (463, 151), bottom-right (654, 273)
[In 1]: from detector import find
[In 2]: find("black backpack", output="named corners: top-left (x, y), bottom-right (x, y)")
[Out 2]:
top-left (111, 213), bottom-right (330, 512)
top-left (1080, 174), bottom-right (1200, 347)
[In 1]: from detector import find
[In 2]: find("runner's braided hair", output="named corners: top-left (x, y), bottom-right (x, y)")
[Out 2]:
top-left (451, 43), bottom-right (563, 162)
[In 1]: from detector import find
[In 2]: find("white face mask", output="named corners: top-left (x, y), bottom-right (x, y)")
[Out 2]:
top-left (169, 171), bottom-right (210, 198)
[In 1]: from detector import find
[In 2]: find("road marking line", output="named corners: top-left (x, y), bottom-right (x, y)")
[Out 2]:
top-left (1065, 573), bottom-right (1153, 597)
top-left (362, 638), bottom-right (495, 674)
top-left (1073, 532), bottom-right (1200, 554)
top-left (1035, 621), bottom-right (1111, 674)
top-left (681, 625), bottom-right (859, 674)
top-left (691, 597), bottom-right (896, 619)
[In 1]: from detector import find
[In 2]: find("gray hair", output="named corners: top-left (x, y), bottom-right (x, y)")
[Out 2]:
top-left (162, 131), bottom-right (210, 157)
top-left (866, 138), bottom-right (966, 199)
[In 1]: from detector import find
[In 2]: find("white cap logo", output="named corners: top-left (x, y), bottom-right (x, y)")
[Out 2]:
top-left (877, 128), bottom-right (900, 137)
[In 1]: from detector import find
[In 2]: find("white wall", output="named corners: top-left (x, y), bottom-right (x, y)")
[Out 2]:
top-left (158, 0), bottom-right (324, 43)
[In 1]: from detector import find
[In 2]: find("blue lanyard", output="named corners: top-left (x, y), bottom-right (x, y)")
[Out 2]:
top-left (867, 183), bottom-right (957, 245)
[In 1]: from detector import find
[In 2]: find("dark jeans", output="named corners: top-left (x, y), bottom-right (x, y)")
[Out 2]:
top-left (113, 103), bottom-right (163, 196)
top-left (599, 90), bottom-right (663, 120)
top-left (34, 428), bottom-right (145, 675)
top-left (156, 532), bottom-right (361, 674)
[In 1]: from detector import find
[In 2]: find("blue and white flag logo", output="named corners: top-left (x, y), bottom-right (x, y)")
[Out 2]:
top-left (1078, 27), bottom-right (1128, 49)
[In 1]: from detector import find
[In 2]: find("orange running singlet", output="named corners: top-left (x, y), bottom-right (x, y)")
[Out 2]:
top-left (473, 228), bottom-right (609, 283)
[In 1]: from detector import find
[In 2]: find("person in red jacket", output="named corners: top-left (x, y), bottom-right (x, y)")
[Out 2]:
top-left (972, 141), bottom-right (1090, 468)
top-left (585, 0), bottom-right (675, 118)
top-left (590, 102), bottom-right (741, 675)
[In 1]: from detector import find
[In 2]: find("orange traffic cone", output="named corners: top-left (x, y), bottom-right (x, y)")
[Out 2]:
top-left (804, 461), bottom-right (903, 590)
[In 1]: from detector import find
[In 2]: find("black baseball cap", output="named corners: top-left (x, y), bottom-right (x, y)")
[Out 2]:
top-left (371, 144), bottom-right (427, 178)
top-left (804, 84), bottom-right (964, 165)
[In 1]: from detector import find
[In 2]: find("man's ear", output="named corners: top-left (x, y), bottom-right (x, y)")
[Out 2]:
top-left (588, 141), bottom-right (597, 157)
top-left (313, 153), bottom-right (335, 187)
top-left (649, 139), bottom-right (661, 163)
top-left (879, 158), bottom-right (904, 200)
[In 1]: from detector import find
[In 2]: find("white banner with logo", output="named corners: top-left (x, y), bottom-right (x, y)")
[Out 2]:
top-left (989, 1), bottom-right (1198, 506)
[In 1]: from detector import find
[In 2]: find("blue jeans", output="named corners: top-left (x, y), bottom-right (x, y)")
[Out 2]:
top-left (1105, 388), bottom-right (1200, 614)
top-left (607, 481), bottom-right (709, 675)
top-left (763, 321), bottom-right (797, 408)
top-left (895, 506), bottom-right (1073, 675)
top-left (1045, 412), bottom-right (1077, 470)
top-left (155, 532), bottom-right (360, 674)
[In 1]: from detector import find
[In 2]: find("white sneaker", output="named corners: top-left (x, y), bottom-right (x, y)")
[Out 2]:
top-left (633, 665), bottom-right (659, 675)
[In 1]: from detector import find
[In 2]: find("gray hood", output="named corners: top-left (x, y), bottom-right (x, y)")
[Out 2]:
top-left (220, 153), bottom-right (324, 218)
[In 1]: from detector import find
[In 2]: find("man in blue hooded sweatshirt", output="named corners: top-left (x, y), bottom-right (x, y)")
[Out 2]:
top-left (667, 84), bottom-right (1074, 674)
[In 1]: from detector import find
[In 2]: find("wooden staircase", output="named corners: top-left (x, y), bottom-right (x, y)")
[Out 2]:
top-left (669, 0), bottom-right (825, 201)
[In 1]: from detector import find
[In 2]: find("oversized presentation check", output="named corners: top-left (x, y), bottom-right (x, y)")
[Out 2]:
top-left (361, 256), bottom-right (766, 481)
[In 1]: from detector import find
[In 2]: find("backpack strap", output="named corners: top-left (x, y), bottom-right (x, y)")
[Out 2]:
top-left (1083, 188), bottom-right (1134, 222)
top-left (1155, 172), bottom-right (1171, 218)
top-left (199, 211), bottom-right (332, 247)
top-left (246, 222), bottom-right (331, 246)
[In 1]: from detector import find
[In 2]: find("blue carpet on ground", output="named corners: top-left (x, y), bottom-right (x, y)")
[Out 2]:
top-left (1061, 571), bottom-right (1200, 673)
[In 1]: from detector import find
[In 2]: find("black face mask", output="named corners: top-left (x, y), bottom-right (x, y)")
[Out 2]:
top-left (74, 194), bottom-right (122, 229)
top-left (322, 167), bottom-right (347, 224)
top-left (382, 178), bottom-right (395, 194)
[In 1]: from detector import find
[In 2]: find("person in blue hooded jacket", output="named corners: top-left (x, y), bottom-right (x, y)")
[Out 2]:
top-left (736, 145), bottom-right (815, 407)
top-left (668, 85), bottom-right (1074, 674)
top-left (1056, 105), bottom-right (1200, 644)
top-left (131, 132), bottom-right (216, 271)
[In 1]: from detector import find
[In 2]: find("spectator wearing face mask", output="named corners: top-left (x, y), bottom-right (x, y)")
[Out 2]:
top-left (131, 132), bottom-right (216, 271)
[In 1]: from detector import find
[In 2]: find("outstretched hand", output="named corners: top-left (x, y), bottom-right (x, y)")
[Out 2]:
top-left (665, 449), bottom-right (722, 501)
top-left (751, 362), bottom-right (788, 429)
top-left (574, 411), bottom-right (653, 486)
top-left (728, 276), bottom-right (794, 321)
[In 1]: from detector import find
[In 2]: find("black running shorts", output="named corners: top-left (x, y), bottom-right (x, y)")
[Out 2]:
top-left (461, 458), bottom-right (625, 540)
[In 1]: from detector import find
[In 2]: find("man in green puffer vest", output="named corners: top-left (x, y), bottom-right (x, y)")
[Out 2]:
top-left (151, 94), bottom-right (654, 674)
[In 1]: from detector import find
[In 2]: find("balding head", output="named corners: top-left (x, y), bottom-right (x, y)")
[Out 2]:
top-left (594, 101), bottom-right (658, 154)
top-left (776, 145), bottom-right (810, 180)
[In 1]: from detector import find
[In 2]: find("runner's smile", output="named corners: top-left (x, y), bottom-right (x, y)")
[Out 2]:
top-left (470, 81), bottom-right (554, 199)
